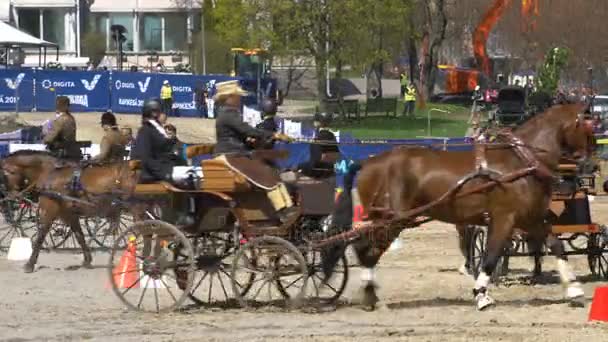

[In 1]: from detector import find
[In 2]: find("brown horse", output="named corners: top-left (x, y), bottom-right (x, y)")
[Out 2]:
top-left (1, 151), bottom-right (137, 272)
top-left (324, 104), bottom-right (593, 310)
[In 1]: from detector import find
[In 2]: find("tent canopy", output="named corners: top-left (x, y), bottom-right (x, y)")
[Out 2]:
top-left (0, 21), bottom-right (57, 48)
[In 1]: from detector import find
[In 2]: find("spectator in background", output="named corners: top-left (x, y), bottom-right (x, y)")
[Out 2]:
top-left (194, 82), bottom-right (208, 118)
top-left (403, 82), bottom-right (417, 117)
top-left (156, 59), bottom-right (167, 72)
top-left (160, 80), bottom-right (173, 116)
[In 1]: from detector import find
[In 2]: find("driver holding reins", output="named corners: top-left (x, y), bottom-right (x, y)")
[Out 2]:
top-left (213, 80), bottom-right (297, 223)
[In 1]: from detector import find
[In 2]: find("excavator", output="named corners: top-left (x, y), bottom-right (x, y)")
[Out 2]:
top-left (436, 0), bottom-right (539, 102)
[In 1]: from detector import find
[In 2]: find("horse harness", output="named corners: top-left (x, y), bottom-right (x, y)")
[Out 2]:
top-left (314, 132), bottom-right (557, 249)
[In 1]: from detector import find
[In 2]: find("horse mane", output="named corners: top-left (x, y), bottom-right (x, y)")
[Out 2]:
top-left (7, 150), bottom-right (54, 158)
top-left (513, 103), bottom-right (582, 133)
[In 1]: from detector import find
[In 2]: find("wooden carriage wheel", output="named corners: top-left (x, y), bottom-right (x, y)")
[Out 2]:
top-left (108, 220), bottom-right (195, 313)
top-left (276, 248), bottom-right (348, 305)
top-left (587, 226), bottom-right (608, 280)
top-left (231, 236), bottom-right (308, 309)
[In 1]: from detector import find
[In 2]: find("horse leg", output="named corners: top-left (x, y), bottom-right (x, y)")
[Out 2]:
top-left (352, 226), bottom-right (403, 310)
top-left (473, 213), bottom-right (514, 310)
top-left (546, 233), bottom-right (584, 303)
top-left (62, 212), bottom-right (93, 269)
top-left (24, 198), bottom-right (58, 273)
top-left (456, 224), bottom-right (473, 276)
top-left (526, 235), bottom-right (544, 278)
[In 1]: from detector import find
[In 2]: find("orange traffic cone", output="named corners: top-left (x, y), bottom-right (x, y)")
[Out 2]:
top-left (589, 287), bottom-right (608, 322)
top-left (351, 187), bottom-right (366, 229)
top-left (111, 237), bottom-right (139, 289)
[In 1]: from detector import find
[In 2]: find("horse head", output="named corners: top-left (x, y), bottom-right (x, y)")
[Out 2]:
top-left (0, 150), bottom-right (57, 193)
top-left (561, 104), bottom-right (595, 160)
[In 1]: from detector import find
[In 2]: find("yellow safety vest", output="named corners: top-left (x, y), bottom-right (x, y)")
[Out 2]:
top-left (404, 86), bottom-right (416, 102)
top-left (160, 85), bottom-right (172, 100)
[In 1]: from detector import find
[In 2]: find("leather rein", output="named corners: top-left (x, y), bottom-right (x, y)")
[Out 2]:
top-left (313, 131), bottom-right (555, 249)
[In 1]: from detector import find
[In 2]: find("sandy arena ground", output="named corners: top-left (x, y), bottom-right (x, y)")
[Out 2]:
top-left (1, 201), bottom-right (608, 341)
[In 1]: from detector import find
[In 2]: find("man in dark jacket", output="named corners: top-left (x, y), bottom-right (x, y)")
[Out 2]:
top-left (164, 124), bottom-right (187, 166)
top-left (256, 97), bottom-right (279, 150)
top-left (131, 99), bottom-right (176, 183)
top-left (131, 98), bottom-right (194, 226)
top-left (44, 96), bottom-right (81, 160)
top-left (213, 80), bottom-right (296, 223)
top-left (299, 112), bottom-right (339, 177)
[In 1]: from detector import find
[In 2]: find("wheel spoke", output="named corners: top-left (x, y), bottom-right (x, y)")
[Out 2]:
top-left (208, 273), bottom-right (214, 303)
top-left (154, 285), bottom-right (160, 313)
top-left (160, 278), bottom-right (179, 304)
top-left (121, 273), bottom-right (145, 296)
top-left (282, 275), bottom-right (304, 290)
top-left (191, 271), bottom-right (209, 294)
top-left (136, 277), bottom-right (151, 309)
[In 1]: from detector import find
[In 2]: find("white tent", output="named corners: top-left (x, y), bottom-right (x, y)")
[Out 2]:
top-left (0, 21), bottom-right (57, 48)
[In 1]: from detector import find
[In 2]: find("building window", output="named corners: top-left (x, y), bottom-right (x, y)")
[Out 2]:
top-left (109, 14), bottom-right (133, 51)
top-left (140, 14), bottom-right (162, 51)
top-left (89, 13), bottom-right (107, 34)
top-left (17, 9), bottom-right (40, 37)
top-left (164, 13), bottom-right (188, 51)
top-left (43, 9), bottom-right (66, 50)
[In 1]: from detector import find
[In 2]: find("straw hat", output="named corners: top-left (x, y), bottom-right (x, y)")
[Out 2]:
top-left (213, 80), bottom-right (248, 101)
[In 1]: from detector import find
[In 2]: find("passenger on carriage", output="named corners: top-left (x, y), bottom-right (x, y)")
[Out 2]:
top-left (256, 97), bottom-right (279, 137)
top-left (131, 98), bottom-right (195, 225)
top-left (90, 111), bottom-right (127, 164)
top-left (43, 96), bottom-right (81, 160)
top-left (213, 80), bottom-right (297, 223)
top-left (298, 112), bottom-right (339, 178)
top-left (131, 98), bottom-right (180, 183)
top-left (164, 124), bottom-right (187, 166)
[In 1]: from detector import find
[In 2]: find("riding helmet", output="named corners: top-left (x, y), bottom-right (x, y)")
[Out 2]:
top-left (314, 112), bottom-right (333, 126)
top-left (142, 98), bottom-right (162, 118)
top-left (261, 97), bottom-right (278, 116)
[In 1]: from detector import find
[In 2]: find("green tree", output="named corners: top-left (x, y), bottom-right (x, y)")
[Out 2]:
top-left (536, 47), bottom-right (570, 95)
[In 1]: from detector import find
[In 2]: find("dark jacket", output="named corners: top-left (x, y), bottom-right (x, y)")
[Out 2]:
top-left (170, 138), bottom-right (188, 166)
top-left (300, 128), bottom-right (339, 177)
top-left (131, 121), bottom-right (177, 183)
top-left (256, 116), bottom-right (278, 149)
top-left (214, 106), bottom-right (272, 154)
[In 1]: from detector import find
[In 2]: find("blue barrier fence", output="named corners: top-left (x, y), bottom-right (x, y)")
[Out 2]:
top-left (0, 68), bottom-right (261, 117)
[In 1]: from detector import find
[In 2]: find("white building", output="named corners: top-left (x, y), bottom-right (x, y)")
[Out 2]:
top-left (89, 0), bottom-right (200, 69)
top-left (5, 0), bottom-right (200, 69)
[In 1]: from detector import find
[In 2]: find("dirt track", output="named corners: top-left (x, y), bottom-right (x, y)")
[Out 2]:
top-left (1, 202), bottom-right (608, 341)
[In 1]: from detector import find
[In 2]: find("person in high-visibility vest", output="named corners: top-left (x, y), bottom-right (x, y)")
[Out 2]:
top-left (399, 72), bottom-right (408, 97)
top-left (160, 80), bottom-right (173, 116)
top-left (403, 82), bottom-right (417, 117)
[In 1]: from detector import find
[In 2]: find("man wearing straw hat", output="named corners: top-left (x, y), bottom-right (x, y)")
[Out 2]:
top-left (213, 80), bottom-right (297, 223)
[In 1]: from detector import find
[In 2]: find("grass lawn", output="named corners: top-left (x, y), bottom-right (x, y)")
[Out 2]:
top-left (332, 103), bottom-right (472, 139)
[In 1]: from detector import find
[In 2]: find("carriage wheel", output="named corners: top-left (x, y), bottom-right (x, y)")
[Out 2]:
top-left (86, 213), bottom-right (134, 250)
top-left (0, 198), bottom-right (39, 252)
top-left (587, 228), bottom-right (608, 280)
top-left (174, 231), bottom-right (253, 307)
top-left (108, 220), bottom-right (195, 313)
top-left (276, 248), bottom-right (348, 305)
top-left (468, 226), bottom-right (506, 282)
top-left (231, 236), bottom-right (308, 309)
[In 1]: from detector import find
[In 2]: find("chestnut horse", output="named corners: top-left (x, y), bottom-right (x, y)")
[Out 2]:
top-left (0, 151), bottom-right (137, 272)
top-left (324, 104), bottom-right (593, 310)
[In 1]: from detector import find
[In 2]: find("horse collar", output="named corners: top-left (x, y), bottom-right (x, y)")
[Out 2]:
top-left (500, 131), bottom-right (553, 180)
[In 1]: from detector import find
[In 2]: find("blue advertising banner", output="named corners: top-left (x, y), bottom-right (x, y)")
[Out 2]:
top-left (0, 69), bottom-right (35, 111)
top-left (35, 70), bottom-right (110, 112)
top-left (111, 71), bottom-right (157, 113)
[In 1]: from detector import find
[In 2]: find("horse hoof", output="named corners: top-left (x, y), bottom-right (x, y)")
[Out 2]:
top-left (23, 264), bottom-right (35, 273)
top-left (82, 263), bottom-right (94, 270)
top-left (475, 293), bottom-right (495, 311)
top-left (458, 264), bottom-right (472, 276)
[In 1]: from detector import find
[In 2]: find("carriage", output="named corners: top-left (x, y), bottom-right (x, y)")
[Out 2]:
top-left (467, 161), bottom-right (608, 281)
top-left (107, 145), bottom-right (349, 312)
top-left (488, 86), bottom-right (529, 127)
